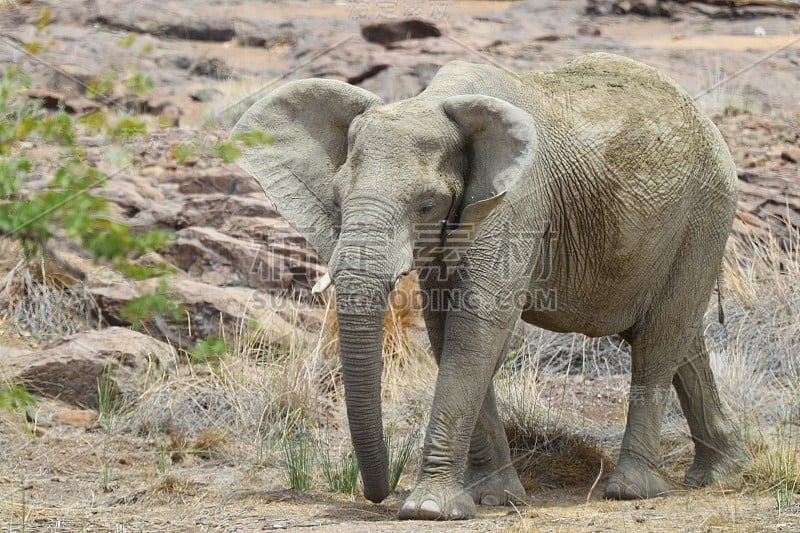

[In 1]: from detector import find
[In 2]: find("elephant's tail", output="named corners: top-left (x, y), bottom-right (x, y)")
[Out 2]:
top-left (716, 275), bottom-right (725, 324)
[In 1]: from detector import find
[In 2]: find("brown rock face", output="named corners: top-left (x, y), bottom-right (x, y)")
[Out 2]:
top-left (7, 328), bottom-right (175, 409)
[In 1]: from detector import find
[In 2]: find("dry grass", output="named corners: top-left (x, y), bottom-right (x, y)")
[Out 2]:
top-left (505, 420), bottom-right (612, 492)
top-left (322, 272), bottom-right (426, 366)
top-left (0, 264), bottom-right (99, 342)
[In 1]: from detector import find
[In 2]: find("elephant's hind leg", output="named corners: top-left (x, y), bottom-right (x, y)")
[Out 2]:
top-left (604, 330), bottom-right (675, 500)
top-left (606, 216), bottom-right (740, 500)
top-left (464, 384), bottom-right (527, 506)
top-left (672, 333), bottom-right (751, 487)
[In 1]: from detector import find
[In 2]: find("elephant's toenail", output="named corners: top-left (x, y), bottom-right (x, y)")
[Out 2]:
top-left (419, 500), bottom-right (441, 515)
top-left (400, 500), bottom-right (416, 513)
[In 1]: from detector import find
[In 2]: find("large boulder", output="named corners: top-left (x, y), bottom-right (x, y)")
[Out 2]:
top-left (88, 1), bottom-right (236, 42)
top-left (89, 276), bottom-right (321, 349)
top-left (163, 225), bottom-right (324, 295)
top-left (6, 328), bottom-right (176, 409)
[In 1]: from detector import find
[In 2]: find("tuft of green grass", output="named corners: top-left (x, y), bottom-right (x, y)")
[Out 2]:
top-left (121, 277), bottom-right (183, 331)
top-left (97, 362), bottom-right (125, 493)
top-left (124, 70), bottom-right (155, 96)
top-left (109, 116), bottom-right (148, 138)
top-left (320, 444), bottom-right (359, 494)
top-left (0, 382), bottom-right (35, 413)
top-left (155, 437), bottom-right (169, 475)
top-left (0, 381), bottom-right (36, 436)
top-left (34, 7), bottom-right (52, 30)
top-left (385, 424), bottom-right (419, 492)
top-left (96, 363), bottom-right (123, 426)
top-left (187, 337), bottom-right (228, 368)
top-left (282, 434), bottom-right (315, 491)
top-left (116, 33), bottom-right (137, 48)
top-left (85, 71), bottom-right (116, 100)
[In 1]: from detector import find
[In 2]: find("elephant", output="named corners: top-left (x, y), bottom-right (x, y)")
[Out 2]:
top-left (232, 53), bottom-right (751, 520)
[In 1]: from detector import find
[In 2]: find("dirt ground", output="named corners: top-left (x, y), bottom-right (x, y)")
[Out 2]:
top-left (1, 0), bottom-right (799, 531)
top-left (1, 386), bottom-right (797, 532)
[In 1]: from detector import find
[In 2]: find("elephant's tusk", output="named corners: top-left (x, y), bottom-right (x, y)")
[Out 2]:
top-left (312, 272), bottom-right (333, 294)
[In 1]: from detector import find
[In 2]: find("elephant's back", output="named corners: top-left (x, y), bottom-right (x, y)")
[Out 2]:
top-left (525, 53), bottom-right (693, 118)
top-left (526, 53), bottom-right (736, 212)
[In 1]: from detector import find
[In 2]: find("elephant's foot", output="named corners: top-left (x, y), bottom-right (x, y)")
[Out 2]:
top-left (604, 459), bottom-right (671, 500)
top-left (398, 482), bottom-right (476, 520)
top-left (465, 462), bottom-right (527, 506)
top-left (685, 441), bottom-right (752, 487)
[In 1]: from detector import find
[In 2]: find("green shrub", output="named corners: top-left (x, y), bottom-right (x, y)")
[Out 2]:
top-left (0, 64), bottom-right (169, 268)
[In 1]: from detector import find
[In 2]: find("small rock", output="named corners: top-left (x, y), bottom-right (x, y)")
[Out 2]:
top-left (158, 105), bottom-right (181, 127)
top-left (768, 145), bottom-right (784, 157)
top-left (592, 0), bottom-right (671, 17)
top-left (52, 409), bottom-right (98, 428)
top-left (361, 19), bottom-right (441, 45)
top-left (631, 0), bottom-right (671, 18)
top-left (25, 89), bottom-right (66, 109)
top-left (190, 88), bottom-right (222, 102)
top-left (781, 146), bottom-right (800, 163)
top-left (736, 168), bottom-right (760, 183)
top-left (47, 64), bottom-right (96, 96)
top-left (615, 1), bottom-right (632, 14)
top-left (169, 56), bottom-right (193, 70)
top-left (236, 30), bottom-right (295, 49)
top-left (173, 168), bottom-right (262, 195)
top-left (577, 26), bottom-right (601, 36)
top-left (236, 34), bottom-right (268, 47)
top-left (191, 58), bottom-right (232, 79)
top-left (64, 97), bottom-right (102, 114)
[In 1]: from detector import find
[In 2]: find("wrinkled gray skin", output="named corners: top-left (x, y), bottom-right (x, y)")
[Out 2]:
top-left (233, 53), bottom-right (751, 520)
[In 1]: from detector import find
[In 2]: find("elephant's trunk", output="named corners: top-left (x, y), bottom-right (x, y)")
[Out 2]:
top-left (333, 242), bottom-right (394, 503)
top-left (337, 300), bottom-right (389, 502)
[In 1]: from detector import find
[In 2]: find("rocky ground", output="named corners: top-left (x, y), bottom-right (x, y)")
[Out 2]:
top-left (1, 0), bottom-right (799, 531)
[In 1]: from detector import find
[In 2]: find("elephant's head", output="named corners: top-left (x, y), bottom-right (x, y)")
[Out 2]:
top-left (233, 77), bottom-right (537, 503)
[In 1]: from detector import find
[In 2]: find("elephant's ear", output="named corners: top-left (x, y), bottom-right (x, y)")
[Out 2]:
top-left (442, 95), bottom-right (537, 231)
top-left (232, 80), bottom-right (383, 262)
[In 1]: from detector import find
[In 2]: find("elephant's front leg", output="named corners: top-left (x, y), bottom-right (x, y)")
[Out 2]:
top-left (419, 282), bottom-right (525, 509)
top-left (465, 383), bottom-right (527, 506)
top-left (398, 312), bottom-right (512, 520)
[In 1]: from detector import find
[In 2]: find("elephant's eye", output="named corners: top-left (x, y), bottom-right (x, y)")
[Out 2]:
top-left (419, 199), bottom-right (435, 216)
